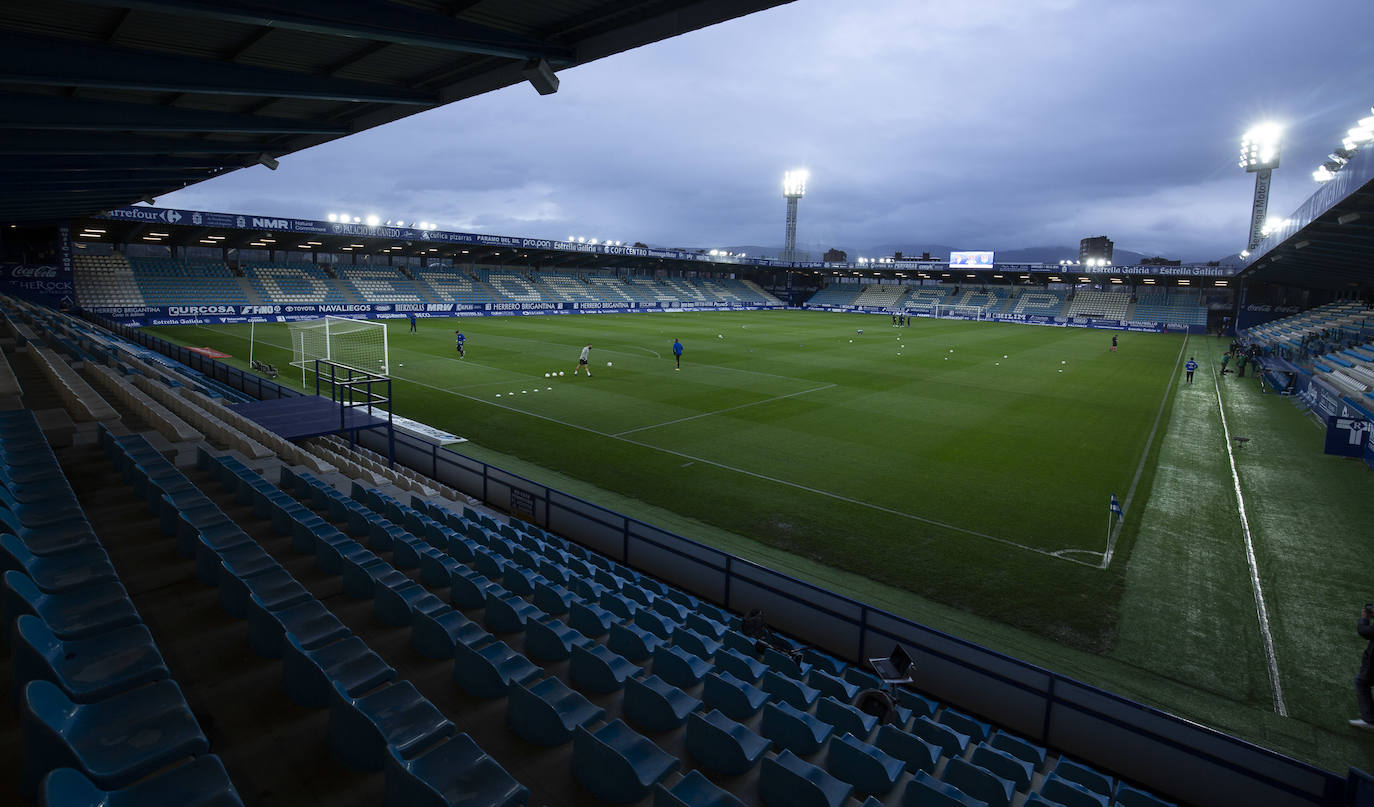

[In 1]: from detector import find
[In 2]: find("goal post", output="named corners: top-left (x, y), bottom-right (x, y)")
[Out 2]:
top-left (287, 316), bottom-right (388, 387)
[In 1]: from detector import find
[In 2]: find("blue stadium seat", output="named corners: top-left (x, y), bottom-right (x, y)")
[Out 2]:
top-left (911, 715), bottom-right (970, 759)
top-left (1113, 781), bottom-right (1177, 807)
top-left (523, 615), bottom-right (590, 662)
top-left (938, 707), bottom-right (992, 743)
top-left (943, 756), bottom-right (1015, 807)
top-left (653, 643), bottom-right (712, 689)
top-left (327, 679), bottom-right (455, 772)
top-left (970, 741), bottom-right (1033, 792)
top-left (40, 754), bottom-right (244, 807)
top-left (600, 591), bottom-right (639, 620)
top-left (623, 674), bottom-right (701, 733)
top-left (1039, 773), bottom-right (1109, 807)
top-left (247, 596), bottom-right (349, 659)
top-left (532, 581), bottom-right (574, 615)
top-left (569, 642), bottom-right (641, 693)
top-left (684, 611), bottom-right (727, 640)
top-left (808, 668), bottom-right (860, 702)
top-left (20, 679), bottom-right (209, 798)
top-left (483, 590), bottom-right (541, 634)
top-left (449, 568), bottom-right (500, 610)
top-left (609, 621), bottom-right (664, 662)
top-left (635, 607), bottom-right (679, 641)
top-left (684, 708), bottom-right (769, 775)
top-left (280, 634), bottom-right (395, 709)
top-left (220, 564), bottom-right (308, 620)
top-left (714, 646), bottom-right (768, 682)
top-left (989, 729), bottom-right (1046, 769)
top-left (568, 600), bottom-right (614, 639)
top-left (1051, 758), bottom-right (1114, 797)
top-left (900, 689), bottom-right (941, 721)
top-left (764, 647), bottom-right (812, 679)
top-left (901, 770), bottom-right (988, 807)
top-left (452, 637), bottom-right (540, 698)
top-left (0, 535), bottom-right (116, 593)
top-left (411, 606), bottom-right (486, 659)
top-left (816, 695), bottom-right (879, 741)
top-left (3, 572), bottom-right (140, 642)
top-left (11, 615), bottom-right (168, 705)
top-left (874, 723), bottom-right (940, 776)
top-left (760, 700), bottom-right (834, 756)
top-left (826, 732), bottom-right (906, 798)
top-left (383, 732), bottom-right (528, 807)
top-left (762, 669), bottom-right (821, 711)
top-left (572, 720), bottom-right (678, 804)
top-left (674, 627), bottom-right (722, 660)
top-left (802, 647), bottom-right (848, 677)
top-left (702, 670), bottom-right (768, 721)
top-left (506, 676), bottom-right (605, 747)
top-left (759, 749), bottom-right (853, 807)
top-left (652, 768), bottom-right (746, 807)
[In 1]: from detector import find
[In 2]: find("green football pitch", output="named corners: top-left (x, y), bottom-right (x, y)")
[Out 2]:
top-left (148, 311), bottom-right (1186, 649)
top-left (145, 309), bottom-right (1374, 771)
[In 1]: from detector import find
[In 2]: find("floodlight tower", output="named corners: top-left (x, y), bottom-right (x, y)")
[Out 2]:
top-left (1239, 123), bottom-right (1282, 252)
top-left (782, 169), bottom-right (808, 261)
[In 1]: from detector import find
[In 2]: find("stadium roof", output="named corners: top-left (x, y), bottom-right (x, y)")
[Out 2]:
top-left (0, 0), bottom-right (791, 225)
top-left (1239, 144), bottom-right (1374, 291)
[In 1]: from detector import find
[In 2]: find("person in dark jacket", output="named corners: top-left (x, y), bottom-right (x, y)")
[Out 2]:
top-left (1352, 605), bottom-right (1374, 730)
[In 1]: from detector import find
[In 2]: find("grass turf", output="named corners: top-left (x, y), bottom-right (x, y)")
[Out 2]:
top-left (147, 310), bottom-right (1184, 650)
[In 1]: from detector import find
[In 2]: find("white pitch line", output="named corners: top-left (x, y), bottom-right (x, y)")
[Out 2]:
top-left (189, 326), bottom-right (1098, 567)
top-left (613, 384), bottom-right (836, 436)
top-left (1211, 359), bottom-right (1288, 716)
top-left (1100, 334), bottom-right (1189, 569)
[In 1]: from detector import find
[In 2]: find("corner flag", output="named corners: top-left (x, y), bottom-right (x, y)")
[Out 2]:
top-left (1110, 494), bottom-right (1124, 522)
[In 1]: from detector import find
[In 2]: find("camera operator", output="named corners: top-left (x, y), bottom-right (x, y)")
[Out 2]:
top-left (1352, 604), bottom-right (1374, 731)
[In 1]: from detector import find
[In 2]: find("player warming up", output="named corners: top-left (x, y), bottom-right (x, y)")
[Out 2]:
top-left (673, 338), bottom-right (683, 370)
top-left (574, 344), bottom-right (592, 376)
top-left (454, 330), bottom-right (466, 358)
top-left (1111, 334), bottom-right (1118, 353)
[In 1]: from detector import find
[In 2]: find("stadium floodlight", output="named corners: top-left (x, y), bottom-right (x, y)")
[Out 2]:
top-left (1313, 167), bottom-right (1336, 182)
top-left (781, 168), bottom-right (809, 262)
top-left (327, 213), bottom-right (338, 222)
top-left (1239, 122), bottom-right (1283, 252)
top-left (1240, 250), bottom-right (1250, 258)
top-left (365, 214), bottom-right (381, 227)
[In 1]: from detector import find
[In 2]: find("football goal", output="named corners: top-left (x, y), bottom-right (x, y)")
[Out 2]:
top-left (287, 316), bottom-right (388, 386)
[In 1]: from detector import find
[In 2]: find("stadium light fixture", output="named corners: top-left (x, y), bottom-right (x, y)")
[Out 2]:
top-left (1239, 123), bottom-right (1283, 171)
top-left (327, 213), bottom-right (338, 222)
top-left (783, 169), bottom-right (809, 198)
top-left (1240, 250), bottom-right (1250, 258)
top-left (365, 215), bottom-right (380, 227)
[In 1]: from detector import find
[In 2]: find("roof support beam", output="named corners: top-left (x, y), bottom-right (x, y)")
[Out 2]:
top-left (66, 0), bottom-right (574, 63)
top-left (0, 32), bottom-right (436, 105)
top-left (0, 93), bottom-right (350, 136)
top-left (0, 155), bottom-right (230, 172)
top-left (0, 130), bottom-right (278, 156)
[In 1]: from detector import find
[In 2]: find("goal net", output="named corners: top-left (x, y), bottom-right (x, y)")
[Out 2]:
top-left (287, 316), bottom-right (388, 383)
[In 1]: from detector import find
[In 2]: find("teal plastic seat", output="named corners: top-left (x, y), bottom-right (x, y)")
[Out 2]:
top-left (623, 674), bottom-right (701, 732)
top-left (759, 749), bottom-right (853, 807)
top-left (609, 621), bottom-right (663, 662)
top-left (524, 615), bottom-right (591, 662)
top-left (532, 580), bottom-right (574, 615)
top-left (40, 755), bottom-right (244, 807)
top-left (684, 708), bottom-right (769, 775)
top-left (808, 668), bottom-right (860, 702)
top-left (1113, 781), bottom-right (1177, 807)
top-left (653, 769), bottom-right (745, 807)
top-left (673, 627), bottom-right (722, 660)
top-left (901, 770), bottom-right (989, 807)
top-left (0, 534), bottom-right (116, 593)
top-left (943, 756), bottom-right (1015, 807)
top-left (483, 590), bottom-right (540, 634)
top-left (374, 581), bottom-right (446, 627)
top-left (826, 732), bottom-right (905, 798)
top-left (970, 741), bottom-right (1033, 792)
top-left (568, 600), bottom-right (614, 638)
top-left (988, 729), bottom-right (1046, 770)
top-left (938, 707), bottom-right (991, 743)
top-left (412, 606), bottom-right (486, 659)
top-left (1052, 758), bottom-right (1114, 797)
top-left (714, 646), bottom-right (768, 682)
top-left (452, 636), bottom-right (540, 698)
top-left (817, 695), bottom-right (879, 741)
top-left (20, 680), bottom-right (209, 799)
top-left (762, 669), bottom-right (821, 711)
top-left (3, 572), bottom-right (140, 642)
top-left (910, 715), bottom-right (970, 759)
top-left (506, 676), bottom-right (605, 746)
top-left (449, 568), bottom-right (500, 609)
top-left (760, 700), bottom-right (834, 756)
top-left (1040, 773), bottom-right (1109, 807)
top-left (11, 615), bottom-right (168, 705)
top-left (383, 732), bottom-right (528, 807)
top-left (570, 642), bottom-right (641, 693)
top-left (653, 643), bottom-right (712, 689)
top-left (281, 634), bottom-right (395, 709)
top-left (328, 679), bottom-right (455, 772)
top-left (874, 723), bottom-right (940, 776)
top-left (572, 719), bottom-right (679, 804)
top-left (702, 670), bottom-right (768, 721)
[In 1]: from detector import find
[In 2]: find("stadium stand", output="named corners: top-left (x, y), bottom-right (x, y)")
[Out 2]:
top-left (1126, 289), bottom-right (1207, 326)
top-left (337, 267), bottom-right (428, 304)
top-left (852, 284), bottom-right (909, 309)
top-left (243, 263), bottom-right (354, 305)
top-left (73, 254), bottom-right (145, 308)
top-left (128, 258), bottom-right (250, 306)
top-left (1064, 290), bottom-right (1131, 320)
top-left (0, 290), bottom-right (1217, 807)
top-left (1005, 288), bottom-right (1068, 317)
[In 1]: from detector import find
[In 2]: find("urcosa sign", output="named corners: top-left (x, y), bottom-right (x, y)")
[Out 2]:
top-left (169, 305), bottom-right (236, 316)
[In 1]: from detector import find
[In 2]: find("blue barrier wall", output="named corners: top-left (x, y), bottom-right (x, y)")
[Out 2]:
top-left (94, 313), bottom-right (1346, 807)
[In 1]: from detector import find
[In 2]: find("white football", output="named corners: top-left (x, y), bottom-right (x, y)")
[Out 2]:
top-left (607, 361), bottom-right (612, 366)
top-left (559, 371), bottom-right (565, 376)
top-left (544, 373), bottom-right (550, 378)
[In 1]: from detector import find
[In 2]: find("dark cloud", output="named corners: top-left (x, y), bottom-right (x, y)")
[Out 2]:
top-left (160, 0), bottom-right (1374, 262)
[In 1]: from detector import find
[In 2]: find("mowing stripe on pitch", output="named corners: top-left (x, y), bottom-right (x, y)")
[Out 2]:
top-left (613, 384), bottom-right (836, 436)
top-left (1100, 333), bottom-right (1189, 569)
top-left (1211, 356), bottom-right (1287, 716)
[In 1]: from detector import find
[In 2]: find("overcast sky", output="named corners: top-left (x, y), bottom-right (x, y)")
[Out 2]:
top-left (157, 0), bottom-right (1374, 262)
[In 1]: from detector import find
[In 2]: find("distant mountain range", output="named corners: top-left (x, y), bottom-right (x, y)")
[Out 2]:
top-left (697, 242), bottom-right (1242, 266)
